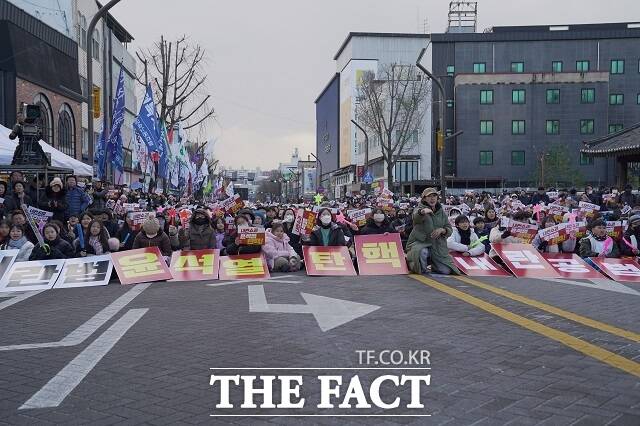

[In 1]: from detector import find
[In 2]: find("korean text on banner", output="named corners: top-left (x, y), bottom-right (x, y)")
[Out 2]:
top-left (237, 226), bottom-right (266, 246)
top-left (589, 257), bottom-right (640, 283)
top-left (541, 253), bottom-right (603, 280)
top-left (169, 249), bottom-right (220, 282)
top-left (218, 254), bottom-right (270, 280)
top-left (53, 255), bottom-right (113, 288)
top-left (492, 243), bottom-right (560, 278)
top-left (111, 247), bottom-right (173, 285)
top-left (452, 253), bottom-right (511, 277)
top-left (354, 233), bottom-right (408, 276)
top-left (0, 259), bottom-right (65, 293)
top-left (292, 210), bottom-right (317, 237)
top-left (303, 246), bottom-right (357, 276)
top-left (221, 194), bottom-right (245, 215)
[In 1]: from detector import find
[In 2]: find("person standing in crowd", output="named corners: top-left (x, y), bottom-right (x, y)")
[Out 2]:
top-left (0, 224), bottom-right (34, 261)
top-left (40, 177), bottom-right (67, 223)
top-left (359, 208), bottom-right (394, 235)
top-left (65, 175), bottom-right (90, 219)
top-left (406, 188), bottom-right (458, 275)
top-left (5, 181), bottom-right (33, 212)
top-left (178, 208), bottom-right (216, 250)
top-left (579, 218), bottom-right (620, 259)
top-left (306, 208), bottom-right (347, 247)
top-left (132, 213), bottom-right (172, 258)
top-left (29, 223), bottom-right (75, 260)
top-left (263, 222), bottom-right (301, 272)
top-left (89, 180), bottom-right (108, 212)
top-left (447, 215), bottom-right (485, 257)
top-left (531, 186), bottom-right (550, 205)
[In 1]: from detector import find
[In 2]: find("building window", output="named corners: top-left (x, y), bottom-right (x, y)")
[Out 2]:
top-left (480, 120), bottom-right (493, 135)
top-left (511, 62), bottom-right (524, 73)
top-left (512, 120), bottom-right (525, 135)
top-left (552, 61), bottom-right (563, 72)
top-left (473, 62), bottom-right (486, 73)
top-left (580, 153), bottom-right (594, 166)
top-left (92, 29), bottom-right (100, 61)
top-left (446, 65), bottom-right (455, 76)
top-left (123, 148), bottom-right (133, 171)
top-left (394, 161), bottom-right (419, 183)
top-left (546, 89), bottom-right (560, 104)
top-left (511, 151), bottom-right (525, 166)
top-left (576, 60), bottom-right (590, 72)
top-left (57, 104), bottom-right (75, 157)
top-left (546, 120), bottom-right (560, 135)
top-left (580, 119), bottom-right (594, 134)
top-left (609, 94), bottom-right (624, 105)
top-left (609, 124), bottom-right (624, 134)
top-left (610, 59), bottom-right (624, 74)
top-left (512, 89), bottom-right (526, 104)
top-left (32, 93), bottom-right (53, 145)
top-left (78, 13), bottom-right (87, 50)
top-left (446, 99), bottom-right (454, 108)
top-left (581, 88), bottom-right (595, 103)
top-left (480, 90), bottom-right (493, 104)
top-left (479, 151), bottom-right (493, 165)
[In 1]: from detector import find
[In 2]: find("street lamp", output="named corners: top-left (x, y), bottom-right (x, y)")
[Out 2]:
top-left (351, 119), bottom-right (369, 190)
top-left (309, 153), bottom-right (323, 193)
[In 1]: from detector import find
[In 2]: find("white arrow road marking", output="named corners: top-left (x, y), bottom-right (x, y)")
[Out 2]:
top-left (538, 277), bottom-right (640, 296)
top-left (0, 290), bottom-right (45, 312)
top-left (207, 275), bottom-right (303, 287)
top-left (0, 283), bottom-right (149, 351)
top-left (248, 285), bottom-right (380, 332)
top-left (19, 308), bottom-right (148, 410)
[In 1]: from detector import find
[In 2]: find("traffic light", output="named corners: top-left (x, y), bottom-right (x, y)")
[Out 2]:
top-left (92, 87), bottom-right (101, 118)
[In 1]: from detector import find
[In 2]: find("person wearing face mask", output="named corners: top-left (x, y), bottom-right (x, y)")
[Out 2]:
top-left (360, 208), bottom-right (394, 235)
top-left (178, 208), bottom-right (216, 250)
top-left (447, 215), bottom-right (485, 257)
top-left (1, 224), bottom-right (34, 261)
top-left (223, 213), bottom-right (263, 255)
top-left (579, 218), bottom-right (619, 259)
top-left (406, 188), bottom-right (458, 275)
top-left (132, 213), bottom-right (172, 258)
top-left (620, 214), bottom-right (640, 257)
top-left (307, 208), bottom-right (346, 247)
top-left (281, 208), bottom-right (303, 258)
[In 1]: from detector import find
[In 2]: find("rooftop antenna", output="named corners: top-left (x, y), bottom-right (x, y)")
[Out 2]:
top-left (423, 18), bottom-right (430, 34)
top-left (447, 1), bottom-right (478, 33)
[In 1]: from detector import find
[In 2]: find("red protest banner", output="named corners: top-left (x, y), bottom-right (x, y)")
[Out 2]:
top-left (347, 208), bottom-right (371, 227)
top-left (451, 253), bottom-right (511, 277)
top-left (589, 257), bottom-right (640, 283)
top-left (218, 253), bottom-right (270, 280)
top-left (606, 221), bottom-right (626, 241)
top-left (111, 247), bottom-right (173, 285)
top-left (169, 249), bottom-right (220, 282)
top-left (507, 220), bottom-right (539, 244)
top-left (221, 194), bottom-right (245, 215)
top-left (292, 210), bottom-right (317, 237)
top-left (542, 253), bottom-right (604, 280)
top-left (492, 243), bottom-right (560, 278)
top-left (303, 246), bottom-right (356, 276)
top-left (354, 233), bottom-right (408, 276)
top-left (237, 226), bottom-right (266, 245)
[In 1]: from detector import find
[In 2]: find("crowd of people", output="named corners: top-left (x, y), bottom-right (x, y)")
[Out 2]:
top-left (0, 169), bottom-right (638, 278)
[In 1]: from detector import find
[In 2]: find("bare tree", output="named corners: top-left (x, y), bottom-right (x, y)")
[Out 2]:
top-left (136, 35), bottom-right (215, 131)
top-left (356, 64), bottom-right (430, 188)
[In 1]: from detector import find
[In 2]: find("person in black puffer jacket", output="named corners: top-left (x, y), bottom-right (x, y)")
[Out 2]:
top-left (29, 223), bottom-right (75, 260)
top-left (178, 208), bottom-right (216, 250)
top-left (39, 177), bottom-right (67, 223)
top-left (359, 208), bottom-right (395, 235)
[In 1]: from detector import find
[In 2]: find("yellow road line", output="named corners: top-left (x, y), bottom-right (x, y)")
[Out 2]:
top-left (410, 274), bottom-right (640, 378)
top-left (452, 275), bottom-right (640, 343)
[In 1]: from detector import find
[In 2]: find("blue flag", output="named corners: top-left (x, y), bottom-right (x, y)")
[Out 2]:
top-left (133, 84), bottom-right (159, 154)
top-left (108, 67), bottom-right (125, 173)
top-left (157, 118), bottom-right (169, 179)
top-left (94, 114), bottom-right (108, 180)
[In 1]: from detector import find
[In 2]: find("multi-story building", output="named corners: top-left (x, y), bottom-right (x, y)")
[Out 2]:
top-left (431, 22), bottom-right (640, 188)
top-left (316, 32), bottom-right (433, 199)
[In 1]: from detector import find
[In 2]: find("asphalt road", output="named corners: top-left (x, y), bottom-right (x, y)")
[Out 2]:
top-left (0, 271), bottom-right (639, 425)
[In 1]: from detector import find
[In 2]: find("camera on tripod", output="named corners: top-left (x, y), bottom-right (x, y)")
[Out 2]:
top-left (21, 103), bottom-right (41, 137)
top-left (10, 103), bottom-right (48, 166)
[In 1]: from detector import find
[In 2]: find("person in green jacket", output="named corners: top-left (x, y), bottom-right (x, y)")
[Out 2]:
top-left (406, 188), bottom-right (459, 275)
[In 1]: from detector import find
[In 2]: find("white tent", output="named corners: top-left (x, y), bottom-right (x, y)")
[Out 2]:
top-left (0, 124), bottom-right (93, 176)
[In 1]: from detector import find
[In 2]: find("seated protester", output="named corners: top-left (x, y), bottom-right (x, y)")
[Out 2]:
top-left (359, 208), bottom-right (394, 235)
top-left (406, 188), bottom-right (458, 275)
top-left (0, 181), bottom-right (7, 220)
top-left (473, 217), bottom-right (491, 254)
top-left (29, 223), bottom-right (75, 260)
top-left (447, 215), bottom-right (485, 257)
top-left (306, 208), bottom-right (347, 247)
top-left (224, 214), bottom-right (263, 255)
top-left (39, 177), bottom-right (67, 223)
top-left (281, 208), bottom-right (303, 259)
top-left (579, 218), bottom-right (619, 258)
top-left (94, 209), bottom-right (118, 238)
top-left (132, 213), bottom-right (172, 258)
top-left (78, 212), bottom-right (94, 238)
top-left (531, 216), bottom-right (577, 253)
top-left (66, 215), bottom-right (79, 239)
top-left (4, 181), bottom-right (33, 212)
top-left (76, 220), bottom-right (111, 257)
top-left (9, 210), bottom-right (37, 244)
top-left (262, 223), bottom-right (301, 272)
top-left (488, 211), bottom-right (526, 259)
top-left (50, 220), bottom-right (74, 245)
top-left (212, 217), bottom-right (227, 251)
top-left (0, 225), bottom-right (34, 261)
top-left (483, 208), bottom-right (499, 233)
top-left (158, 212), bottom-right (179, 250)
top-left (264, 207), bottom-right (278, 229)
top-left (621, 214), bottom-right (640, 256)
top-left (253, 213), bottom-right (265, 227)
top-left (178, 208), bottom-right (216, 250)
top-left (116, 211), bottom-right (139, 251)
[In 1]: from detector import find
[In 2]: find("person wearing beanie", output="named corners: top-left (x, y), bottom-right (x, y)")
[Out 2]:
top-left (178, 208), bottom-right (216, 250)
top-left (621, 214), bottom-right (640, 256)
top-left (579, 218), bottom-right (619, 259)
top-left (447, 215), bottom-right (485, 257)
top-left (132, 213), bottom-right (172, 258)
top-left (39, 177), bottom-right (67, 223)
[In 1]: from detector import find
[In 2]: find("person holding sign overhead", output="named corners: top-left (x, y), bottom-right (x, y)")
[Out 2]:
top-left (406, 188), bottom-right (458, 275)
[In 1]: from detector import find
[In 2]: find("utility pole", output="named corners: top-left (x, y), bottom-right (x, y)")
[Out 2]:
top-left (309, 153), bottom-right (323, 193)
top-left (87, 0), bottom-right (122, 174)
top-left (351, 119), bottom-right (369, 191)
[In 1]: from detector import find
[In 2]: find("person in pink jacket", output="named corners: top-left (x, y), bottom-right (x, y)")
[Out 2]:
top-left (262, 223), bottom-right (301, 272)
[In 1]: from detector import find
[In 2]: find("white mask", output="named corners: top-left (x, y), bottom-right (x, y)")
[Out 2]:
top-left (284, 215), bottom-right (294, 223)
top-left (373, 214), bottom-right (385, 223)
top-left (320, 215), bottom-right (332, 225)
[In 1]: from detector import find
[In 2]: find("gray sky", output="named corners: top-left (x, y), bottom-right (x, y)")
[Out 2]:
top-left (114, 0), bottom-right (640, 171)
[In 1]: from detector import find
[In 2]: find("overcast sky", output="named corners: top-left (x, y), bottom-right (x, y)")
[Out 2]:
top-left (114, 0), bottom-right (640, 171)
